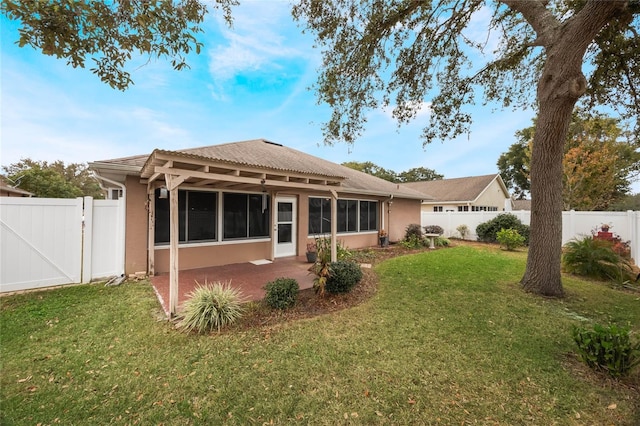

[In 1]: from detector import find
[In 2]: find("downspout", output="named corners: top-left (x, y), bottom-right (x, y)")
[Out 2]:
top-left (385, 194), bottom-right (394, 239)
top-left (91, 172), bottom-right (127, 277)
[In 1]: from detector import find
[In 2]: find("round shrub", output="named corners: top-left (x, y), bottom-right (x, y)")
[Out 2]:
top-left (423, 225), bottom-right (444, 235)
top-left (434, 236), bottom-right (450, 247)
top-left (179, 281), bottom-right (244, 334)
top-left (326, 261), bottom-right (363, 294)
top-left (404, 223), bottom-right (423, 241)
top-left (496, 228), bottom-right (525, 251)
top-left (476, 213), bottom-right (530, 245)
top-left (264, 278), bottom-right (299, 309)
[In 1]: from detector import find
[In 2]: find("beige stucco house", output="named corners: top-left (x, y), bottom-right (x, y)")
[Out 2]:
top-left (90, 139), bottom-right (424, 290)
top-left (402, 174), bottom-right (512, 213)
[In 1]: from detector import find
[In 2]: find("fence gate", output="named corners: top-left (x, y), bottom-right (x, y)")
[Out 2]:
top-left (0, 197), bottom-right (124, 293)
top-left (1, 198), bottom-right (83, 292)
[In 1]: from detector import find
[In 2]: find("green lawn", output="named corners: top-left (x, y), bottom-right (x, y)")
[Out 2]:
top-left (1, 245), bottom-right (638, 425)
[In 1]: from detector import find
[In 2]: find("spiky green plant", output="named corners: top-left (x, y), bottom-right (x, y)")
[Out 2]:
top-left (562, 236), bottom-right (634, 283)
top-left (178, 281), bottom-right (244, 333)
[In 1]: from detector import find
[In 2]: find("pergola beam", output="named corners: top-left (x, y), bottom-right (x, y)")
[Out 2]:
top-left (152, 166), bottom-right (341, 192)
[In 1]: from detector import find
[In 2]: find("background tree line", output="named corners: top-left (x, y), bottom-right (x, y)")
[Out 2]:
top-left (2, 159), bottom-right (104, 199)
top-left (497, 111), bottom-right (640, 211)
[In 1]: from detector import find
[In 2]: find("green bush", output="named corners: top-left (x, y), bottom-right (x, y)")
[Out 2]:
top-left (264, 278), bottom-right (299, 310)
top-left (562, 236), bottom-right (635, 282)
top-left (404, 223), bottom-right (423, 241)
top-left (326, 261), bottom-right (363, 294)
top-left (476, 214), bottom-right (530, 245)
top-left (179, 281), bottom-right (244, 333)
top-left (434, 237), bottom-right (450, 247)
top-left (456, 224), bottom-right (470, 239)
top-left (423, 225), bottom-right (444, 235)
top-left (496, 228), bottom-right (525, 251)
top-left (572, 324), bottom-right (640, 378)
top-left (399, 234), bottom-right (425, 249)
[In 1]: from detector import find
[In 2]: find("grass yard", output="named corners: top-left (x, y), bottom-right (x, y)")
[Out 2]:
top-left (1, 244), bottom-right (639, 425)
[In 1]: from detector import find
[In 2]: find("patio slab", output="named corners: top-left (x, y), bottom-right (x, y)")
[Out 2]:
top-left (150, 256), bottom-right (315, 316)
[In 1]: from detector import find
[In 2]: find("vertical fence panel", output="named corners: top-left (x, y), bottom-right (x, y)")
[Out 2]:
top-left (90, 199), bottom-right (124, 280)
top-left (422, 210), bottom-right (639, 264)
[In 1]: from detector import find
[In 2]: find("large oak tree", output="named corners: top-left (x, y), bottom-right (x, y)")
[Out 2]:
top-left (4, 1), bottom-right (639, 297)
top-left (293, 0), bottom-right (640, 297)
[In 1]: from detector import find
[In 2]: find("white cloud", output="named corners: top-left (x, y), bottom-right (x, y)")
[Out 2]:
top-left (206, 2), bottom-right (308, 83)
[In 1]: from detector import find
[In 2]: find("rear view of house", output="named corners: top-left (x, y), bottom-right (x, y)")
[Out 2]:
top-left (90, 139), bottom-right (424, 281)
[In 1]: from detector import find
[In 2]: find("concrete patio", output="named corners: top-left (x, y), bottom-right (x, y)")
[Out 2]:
top-left (150, 256), bottom-right (315, 316)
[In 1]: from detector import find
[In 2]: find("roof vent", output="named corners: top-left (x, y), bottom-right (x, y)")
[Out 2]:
top-left (263, 140), bottom-right (283, 147)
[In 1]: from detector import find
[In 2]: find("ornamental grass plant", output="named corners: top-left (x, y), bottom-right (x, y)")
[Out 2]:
top-left (178, 280), bottom-right (244, 333)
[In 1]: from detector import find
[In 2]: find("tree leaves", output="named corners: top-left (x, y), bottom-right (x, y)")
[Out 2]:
top-left (1, 0), bottom-right (238, 90)
top-left (2, 158), bottom-right (105, 198)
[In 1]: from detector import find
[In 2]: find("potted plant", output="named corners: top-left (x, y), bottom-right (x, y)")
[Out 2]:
top-left (306, 241), bottom-right (317, 263)
top-left (379, 229), bottom-right (389, 247)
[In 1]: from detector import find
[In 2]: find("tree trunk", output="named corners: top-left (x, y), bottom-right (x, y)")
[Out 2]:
top-left (521, 58), bottom-right (587, 297)
top-left (521, 97), bottom-right (572, 296)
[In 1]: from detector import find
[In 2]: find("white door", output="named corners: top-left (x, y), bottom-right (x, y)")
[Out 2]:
top-left (274, 197), bottom-right (296, 257)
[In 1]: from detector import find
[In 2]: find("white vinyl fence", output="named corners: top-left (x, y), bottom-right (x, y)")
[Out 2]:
top-left (1, 196), bottom-right (124, 293)
top-left (421, 210), bottom-right (640, 264)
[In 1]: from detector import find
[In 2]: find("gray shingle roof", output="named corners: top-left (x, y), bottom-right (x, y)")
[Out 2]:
top-left (93, 139), bottom-right (427, 199)
top-left (402, 174), bottom-right (502, 202)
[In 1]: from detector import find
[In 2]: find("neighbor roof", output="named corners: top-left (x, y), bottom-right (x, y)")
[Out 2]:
top-left (0, 176), bottom-right (33, 197)
top-left (92, 139), bottom-right (428, 200)
top-left (402, 174), bottom-right (505, 203)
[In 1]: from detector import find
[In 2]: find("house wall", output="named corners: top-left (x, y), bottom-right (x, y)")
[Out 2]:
top-left (122, 180), bottom-right (422, 274)
top-left (388, 197), bottom-right (421, 242)
top-left (475, 179), bottom-right (509, 210)
top-left (125, 177), bottom-right (149, 275)
top-left (154, 241), bottom-right (271, 273)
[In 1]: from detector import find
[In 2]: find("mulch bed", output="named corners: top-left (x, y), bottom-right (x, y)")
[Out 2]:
top-left (227, 244), bottom-right (430, 332)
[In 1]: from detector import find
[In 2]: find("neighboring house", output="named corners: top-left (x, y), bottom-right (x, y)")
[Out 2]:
top-left (89, 139), bottom-right (425, 278)
top-left (0, 176), bottom-right (33, 197)
top-left (512, 198), bottom-right (532, 211)
top-left (402, 174), bottom-right (511, 213)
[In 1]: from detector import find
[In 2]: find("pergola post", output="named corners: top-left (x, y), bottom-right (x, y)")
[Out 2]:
top-left (167, 175), bottom-right (179, 317)
top-left (164, 174), bottom-right (186, 317)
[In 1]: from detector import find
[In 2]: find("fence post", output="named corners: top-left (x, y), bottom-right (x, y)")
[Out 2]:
top-left (82, 196), bottom-right (93, 283)
top-left (630, 210), bottom-right (638, 265)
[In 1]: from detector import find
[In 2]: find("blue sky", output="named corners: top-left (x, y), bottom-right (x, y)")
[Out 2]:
top-left (1, 2), bottom-right (551, 189)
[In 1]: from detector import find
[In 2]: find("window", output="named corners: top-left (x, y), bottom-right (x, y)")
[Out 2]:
top-left (433, 206), bottom-right (443, 212)
top-left (337, 199), bottom-right (358, 233)
top-left (309, 197), bottom-right (378, 234)
top-left (359, 200), bottom-right (378, 231)
top-left (224, 193), bottom-right (270, 240)
top-left (458, 206), bottom-right (469, 212)
top-left (155, 189), bottom-right (217, 244)
top-left (155, 190), bottom-right (269, 245)
top-left (471, 205), bottom-right (498, 212)
top-left (308, 197), bottom-right (331, 234)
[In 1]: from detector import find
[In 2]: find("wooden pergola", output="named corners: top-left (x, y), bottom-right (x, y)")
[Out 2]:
top-left (139, 149), bottom-right (346, 317)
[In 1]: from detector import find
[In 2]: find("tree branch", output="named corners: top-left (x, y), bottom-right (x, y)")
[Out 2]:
top-left (499, 0), bottom-right (560, 46)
